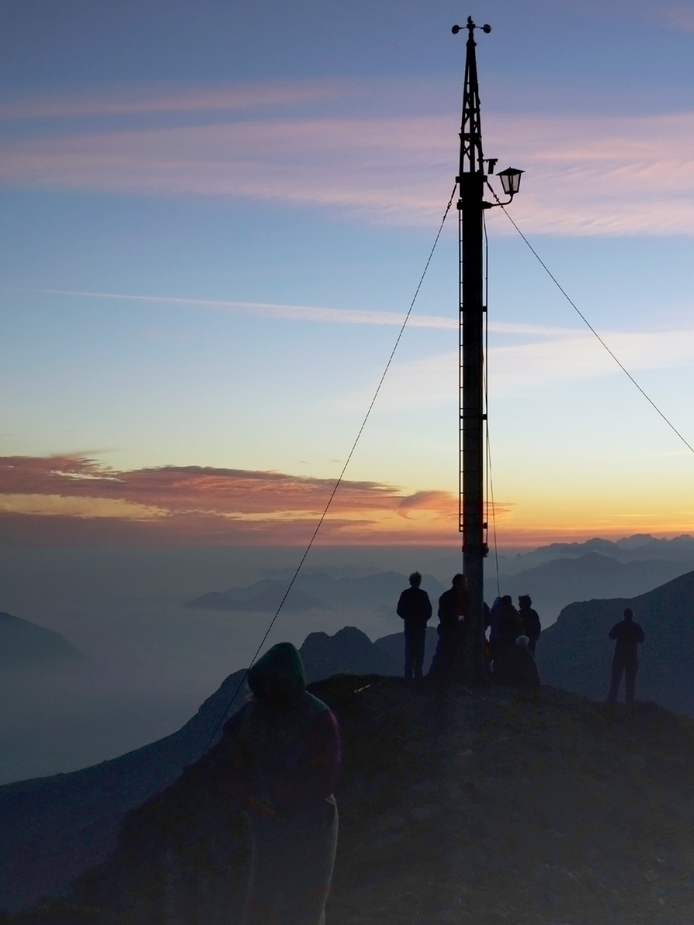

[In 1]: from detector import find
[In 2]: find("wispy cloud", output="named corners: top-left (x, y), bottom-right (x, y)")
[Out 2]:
top-left (8, 287), bottom-right (457, 330)
top-left (0, 456), bottom-right (686, 549)
top-left (0, 115), bottom-right (453, 224)
top-left (348, 325), bottom-right (694, 408)
top-left (489, 326), bottom-right (694, 392)
top-left (486, 110), bottom-right (694, 236)
top-left (0, 455), bottom-right (462, 545)
top-left (10, 285), bottom-right (694, 401)
top-left (4, 286), bottom-right (587, 337)
top-left (2, 79), bottom-right (694, 234)
top-left (665, 4), bottom-right (694, 31)
top-left (0, 81), bottom-right (346, 120)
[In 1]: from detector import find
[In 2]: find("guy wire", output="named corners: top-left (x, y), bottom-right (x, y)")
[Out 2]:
top-left (486, 181), bottom-right (694, 456)
top-left (202, 184), bottom-right (459, 752)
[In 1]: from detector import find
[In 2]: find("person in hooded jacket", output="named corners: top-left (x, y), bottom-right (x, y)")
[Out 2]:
top-left (218, 642), bottom-right (343, 925)
top-left (607, 608), bottom-right (645, 703)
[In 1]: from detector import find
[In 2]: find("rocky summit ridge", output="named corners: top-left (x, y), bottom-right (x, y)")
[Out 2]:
top-left (14, 678), bottom-right (694, 925)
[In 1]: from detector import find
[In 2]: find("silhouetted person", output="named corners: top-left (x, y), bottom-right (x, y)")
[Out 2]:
top-left (429, 574), bottom-right (467, 683)
top-left (218, 643), bottom-right (343, 925)
top-left (607, 608), bottom-right (645, 703)
top-left (490, 595), bottom-right (524, 684)
top-left (490, 595), bottom-right (523, 652)
top-left (396, 571), bottom-right (433, 680)
top-left (493, 634), bottom-right (542, 689)
top-left (518, 595), bottom-right (541, 655)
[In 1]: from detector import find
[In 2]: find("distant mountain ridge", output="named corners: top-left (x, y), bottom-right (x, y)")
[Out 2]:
top-left (507, 533), bottom-right (694, 571)
top-left (185, 560), bottom-right (694, 630)
top-left (185, 570), bottom-right (446, 617)
top-left (0, 611), bottom-right (87, 673)
top-left (494, 552), bottom-right (692, 623)
top-left (187, 587), bottom-right (330, 613)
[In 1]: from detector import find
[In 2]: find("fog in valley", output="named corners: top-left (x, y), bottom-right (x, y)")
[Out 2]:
top-left (2, 536), bottom-right (693, 784)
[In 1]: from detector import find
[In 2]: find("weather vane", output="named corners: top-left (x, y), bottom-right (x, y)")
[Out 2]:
top-left (451, 16), bottom-right (491, 37)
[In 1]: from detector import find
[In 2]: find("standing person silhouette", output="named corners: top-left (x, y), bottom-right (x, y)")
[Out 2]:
top-left (490, 595), bottom-right (524, 685)
top-left (607, 608), bottom-right (645, 704)
top-left (518, 595), bottom-right (541, 655)
top-left (396, 571), bottom-right (433, 680)
top-left (218, 643), bottom-right (343, 925)
top-left (429, 574), bottom-right (467, 683)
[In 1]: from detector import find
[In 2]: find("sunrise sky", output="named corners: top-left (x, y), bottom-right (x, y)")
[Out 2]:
top-left (2, 0), bottom-right (694, 549)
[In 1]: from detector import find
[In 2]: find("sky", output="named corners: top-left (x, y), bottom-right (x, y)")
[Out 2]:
top-left (2, 0), bottom-right (694, 551)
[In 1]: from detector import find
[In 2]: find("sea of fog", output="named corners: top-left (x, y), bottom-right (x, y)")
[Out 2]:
top-left (0, 544), bottom-right (473, 784)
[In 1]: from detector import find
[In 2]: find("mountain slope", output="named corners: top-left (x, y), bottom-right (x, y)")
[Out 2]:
top-left (493, 552), bottom-right (692, 623)
top-left (0, 667), bottom-right (249, 914)
top-left (62, 679), bottom-right (694, 925)
top-left (0, 612), bottom-right (87, 673)
top-left (536, 567), bottom-right (694, 712)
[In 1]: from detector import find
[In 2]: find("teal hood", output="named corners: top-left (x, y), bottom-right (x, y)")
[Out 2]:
top-left (247, 642), bottom-right (307, 700)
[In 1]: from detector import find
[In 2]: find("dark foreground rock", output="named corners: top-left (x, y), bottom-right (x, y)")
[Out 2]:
top-left (13, 678), bottom-right (694, 925)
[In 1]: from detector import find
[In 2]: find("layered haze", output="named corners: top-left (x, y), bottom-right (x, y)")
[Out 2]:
top-left (2, 0), bottom-right (694, 793)
top-left (2, 534), bottom-right (694, 784)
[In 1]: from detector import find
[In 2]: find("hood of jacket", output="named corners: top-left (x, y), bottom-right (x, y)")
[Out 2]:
top-left (247, 642), bottom-right (307, 700)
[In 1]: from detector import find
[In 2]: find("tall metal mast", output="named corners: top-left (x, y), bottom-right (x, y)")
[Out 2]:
top-left (456, 16), bottom-right (490, 685)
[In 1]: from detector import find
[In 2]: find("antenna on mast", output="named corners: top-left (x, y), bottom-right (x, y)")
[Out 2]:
top-left (452, 18), bottom-right (523, 685)
top-left (453, 16), bottom-right (492, 686)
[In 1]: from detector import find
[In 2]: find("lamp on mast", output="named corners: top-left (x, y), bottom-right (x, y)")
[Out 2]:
top-left (497, 166), bottom-right (524, 200)
top-left (452, 16), bottom-right (522, 685)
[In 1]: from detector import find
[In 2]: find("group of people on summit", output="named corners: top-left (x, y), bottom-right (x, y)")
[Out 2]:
top-left (396, 571), bottom-right (542, 689)
top-left (397, 571), bottom-right (644, 702)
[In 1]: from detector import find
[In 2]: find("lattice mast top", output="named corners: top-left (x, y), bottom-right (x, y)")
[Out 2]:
top-left (455, 16), bottom-right (491, 685)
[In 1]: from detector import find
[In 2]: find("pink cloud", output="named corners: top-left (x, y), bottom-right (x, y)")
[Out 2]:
top-left (665, 4), bottom-right (694, 31)
top-left (0, 455), bottom-right (403, 514)
top-left (0, 115), bottom-right (453, 226)
top-left (2, 455), bottom-right (669, 549)
top-left (1, 104), bottom-right (694, 234)
top-left (0, 81), bottom-right (345, 120)
top-left (2, 78), bottom-right (693, 233)
top-left (0, 455), bottom-right (462, 546)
